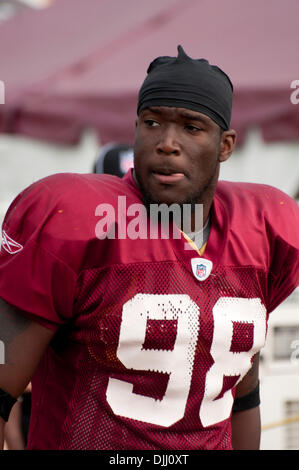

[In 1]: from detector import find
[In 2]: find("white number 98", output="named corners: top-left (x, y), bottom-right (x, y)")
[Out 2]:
top-left (106, 294), bottom-right (266, 427)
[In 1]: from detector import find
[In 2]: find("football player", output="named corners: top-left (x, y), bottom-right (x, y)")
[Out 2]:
top-left (0, 46), bottom-right (298, 450)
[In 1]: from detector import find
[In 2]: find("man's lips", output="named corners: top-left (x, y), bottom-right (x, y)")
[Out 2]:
top-left (152, 170), bottom-right (185, 184)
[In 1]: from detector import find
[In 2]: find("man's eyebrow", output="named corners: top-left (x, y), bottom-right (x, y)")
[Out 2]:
top-left (146, 107), bottom-right (163, 115)
top-left (179, 111), bottom-right (209, 124)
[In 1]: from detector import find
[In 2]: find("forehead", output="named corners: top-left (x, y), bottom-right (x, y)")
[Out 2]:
top-left (141, 106), bottom-right (217, 127)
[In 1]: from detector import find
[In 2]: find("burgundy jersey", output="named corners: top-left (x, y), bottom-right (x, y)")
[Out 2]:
top-left (0, 170), bottom-right (298, 450)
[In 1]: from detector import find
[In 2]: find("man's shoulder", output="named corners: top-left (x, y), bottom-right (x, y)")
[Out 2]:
top-left (216, 180), bottom-right (298, 214)
top-left (5, 172), bottom-right (131, 221)
top-left (2, 172), bottom-right (139, 246)
top-left (215, 180), bottom-right (299, 250)
top-left (217, 179), bottom-right (294, 199)
top-left (26, 172), bottom-right (125, 202)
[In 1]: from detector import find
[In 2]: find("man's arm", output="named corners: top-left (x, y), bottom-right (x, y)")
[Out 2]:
top-left (0, 298), bottom-right (55, 449)
top-left (231, 353), bottom-right (261, 450)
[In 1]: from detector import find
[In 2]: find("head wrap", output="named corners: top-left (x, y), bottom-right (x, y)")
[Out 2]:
top-left (137, 45), bottom-right (233, 130)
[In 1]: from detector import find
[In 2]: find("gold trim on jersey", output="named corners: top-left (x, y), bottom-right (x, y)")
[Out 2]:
top-left (180, 231), bottom-right (207, 256)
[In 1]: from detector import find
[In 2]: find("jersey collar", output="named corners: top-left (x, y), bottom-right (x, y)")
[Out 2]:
top-left (123, 169), bottom-right (229, 270)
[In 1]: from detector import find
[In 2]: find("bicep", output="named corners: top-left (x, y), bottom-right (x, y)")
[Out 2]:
top-left (0, 298), bottom-right (55, 398)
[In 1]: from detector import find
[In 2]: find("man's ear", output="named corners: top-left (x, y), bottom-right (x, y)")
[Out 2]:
top-left (219, 129), bottom-right (237, 162)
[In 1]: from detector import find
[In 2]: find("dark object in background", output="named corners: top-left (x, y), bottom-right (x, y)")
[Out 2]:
top-left (93, 143), bottom-right (134, 177)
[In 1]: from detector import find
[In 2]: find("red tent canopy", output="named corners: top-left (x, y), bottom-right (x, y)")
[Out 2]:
top-left (0, 0), bottom-right (299, 146)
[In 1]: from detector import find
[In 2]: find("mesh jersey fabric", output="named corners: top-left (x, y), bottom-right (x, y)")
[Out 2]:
top-left (0, 170), bottom-right (298, 450)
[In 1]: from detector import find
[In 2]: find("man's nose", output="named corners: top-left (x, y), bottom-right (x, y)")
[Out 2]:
top-left (156, 127), bottom-right (181, 156)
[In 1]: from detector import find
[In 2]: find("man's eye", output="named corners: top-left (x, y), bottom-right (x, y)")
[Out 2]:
top-left (144, 119), bottom-right (160, 127)
top-left (185, 124), bottom-right (201, 132)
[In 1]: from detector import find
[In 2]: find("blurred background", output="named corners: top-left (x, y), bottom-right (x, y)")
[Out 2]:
top-left (0, 0), bottom-right (298, 450)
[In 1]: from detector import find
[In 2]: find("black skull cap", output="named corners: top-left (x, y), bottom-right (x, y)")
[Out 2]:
top-left (137, 45), bottom-right (233, 130)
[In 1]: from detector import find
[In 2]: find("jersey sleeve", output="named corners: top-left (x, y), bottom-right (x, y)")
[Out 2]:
top-left (266, 190), bottom-right (299, 313)
top-left (0, 176), bottom-right (80, 330)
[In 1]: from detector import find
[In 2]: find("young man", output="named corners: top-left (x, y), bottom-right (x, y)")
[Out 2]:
top-left (0, 46), bottom-right (298, 450)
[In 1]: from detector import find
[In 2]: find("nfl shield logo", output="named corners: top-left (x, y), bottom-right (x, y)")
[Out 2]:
top-left (196, 264), bottom-right (206, 279)
top-left (191, 258), bottom-right (213, 281)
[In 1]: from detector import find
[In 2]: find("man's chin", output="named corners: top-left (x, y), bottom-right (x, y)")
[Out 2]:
top-left (134, 172), bottom-right (200, 211)
top-left (141, 191), bottom-right (198, 214)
